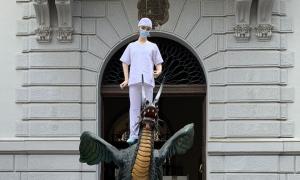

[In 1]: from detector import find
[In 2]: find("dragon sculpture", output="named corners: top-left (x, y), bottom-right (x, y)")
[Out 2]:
top-left (79, 77), bottom-right (194, 180)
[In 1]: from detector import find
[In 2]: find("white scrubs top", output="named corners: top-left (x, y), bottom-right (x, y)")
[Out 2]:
top-left (120, 41), bottom-right (164, 87)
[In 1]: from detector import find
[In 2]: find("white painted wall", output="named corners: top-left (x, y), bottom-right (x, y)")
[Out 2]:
top-left (0, 1), bottom-right (23, 137)
top-left (286, 0), bottom-right (300, 138)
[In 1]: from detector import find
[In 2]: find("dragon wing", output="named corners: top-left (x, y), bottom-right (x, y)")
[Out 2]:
top-left (156, 123), bottom-right (194, 166)
top-left (79, 131), bottom-right (122, 167)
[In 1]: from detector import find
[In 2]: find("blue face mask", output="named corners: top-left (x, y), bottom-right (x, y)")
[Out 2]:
top-left (139, 29), bottom-right (150, 38)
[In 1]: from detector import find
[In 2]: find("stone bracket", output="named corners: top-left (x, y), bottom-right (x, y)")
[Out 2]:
top-left (256, 0), bottom-right (275, 41)
top-left (234, 0), bottom-right (253, 41)
top-left (233, 24), bottom-right (252, 41)
top-left (255, 24), bottom-right (273, 41)
top-left (33, 0), bottom-right (73, 43)
top-left (55, 0), bottom-right (73, 42)
top-left (33, 0), bottom-right (51, 43)
top-left (234, 0), bottom-right (275, 41)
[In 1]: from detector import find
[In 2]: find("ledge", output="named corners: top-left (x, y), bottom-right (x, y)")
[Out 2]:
top-left (1, 138), bottom-right (300, 155)
top-left (101, 84), bottom-right (207, 97)
top-left (0, 138), bottom-right (79, 154)
top-left (208, 138), bottom-right (300, 155)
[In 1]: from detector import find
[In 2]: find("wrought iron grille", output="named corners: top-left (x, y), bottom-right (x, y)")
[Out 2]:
top-left (102, 37), bottom-right (206, 85)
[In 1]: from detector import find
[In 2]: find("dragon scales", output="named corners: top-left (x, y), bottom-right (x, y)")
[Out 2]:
top-left (131, 127), bottom-right (153, 180)
top-left (79, 77), bottom-right (194, 180)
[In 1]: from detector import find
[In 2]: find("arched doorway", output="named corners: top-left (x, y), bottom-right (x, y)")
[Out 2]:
top-left (100, 37), bottom-right (207, 180)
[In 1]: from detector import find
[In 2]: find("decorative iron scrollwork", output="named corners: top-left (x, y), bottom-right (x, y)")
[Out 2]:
top-left (102, 37), bottom-right (206, 85)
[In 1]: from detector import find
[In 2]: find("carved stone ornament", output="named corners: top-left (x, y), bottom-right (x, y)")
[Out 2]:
top-left (255, 24), bottom-right (273, 41)
top-left (57, 27), bottom-right (73, 42)
top-left (55, 0), bottom-right (73, 42)
top-left (35, 26), bottom-right (51, 42)
top-left (233, 24), bottom-right (252, 41)
top-left (137, 0), bottom-right (170, 29)
top-left (256, 0), bottom-right (274, 40)
top-left (33, 0), bottom-right (51, 42)
top-left (234, 0), bottom-right (253, 41)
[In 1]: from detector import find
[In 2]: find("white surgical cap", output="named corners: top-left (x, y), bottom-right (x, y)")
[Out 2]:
top-left (138, 17), bottom-right (152, 28)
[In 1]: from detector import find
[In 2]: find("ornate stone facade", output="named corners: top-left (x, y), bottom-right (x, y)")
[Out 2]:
top-left (7, 0), bottom-right (298, 180)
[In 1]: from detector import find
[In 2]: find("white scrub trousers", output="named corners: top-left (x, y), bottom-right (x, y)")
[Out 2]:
top-left (129, 83), bottom-right (153, 139)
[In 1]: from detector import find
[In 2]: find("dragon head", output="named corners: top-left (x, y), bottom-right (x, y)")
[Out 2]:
top-left (139, 75), bottom-right (164, 131)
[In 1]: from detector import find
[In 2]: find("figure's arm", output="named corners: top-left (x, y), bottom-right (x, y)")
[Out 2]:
top-left (120, 63), bottom-right (129, 89)
top-left (122, 63), bottom-right (129, 81)
top-left (153, 44), bottom-right (163, 78)
top-left (119, 44), bottom-right (131, 89)
top-left (154, 64), bottom-right (162, 78)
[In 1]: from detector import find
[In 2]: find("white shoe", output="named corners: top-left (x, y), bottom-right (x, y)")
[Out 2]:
top-left (126, 137), bottom-right (137, 145)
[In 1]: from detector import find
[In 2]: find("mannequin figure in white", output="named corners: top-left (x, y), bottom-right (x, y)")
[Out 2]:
top-left (120, 17), bottom-right (164, 145)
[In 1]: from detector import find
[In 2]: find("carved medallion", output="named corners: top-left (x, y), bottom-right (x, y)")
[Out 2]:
top-left (137, 0), bottom-right (170, 28)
